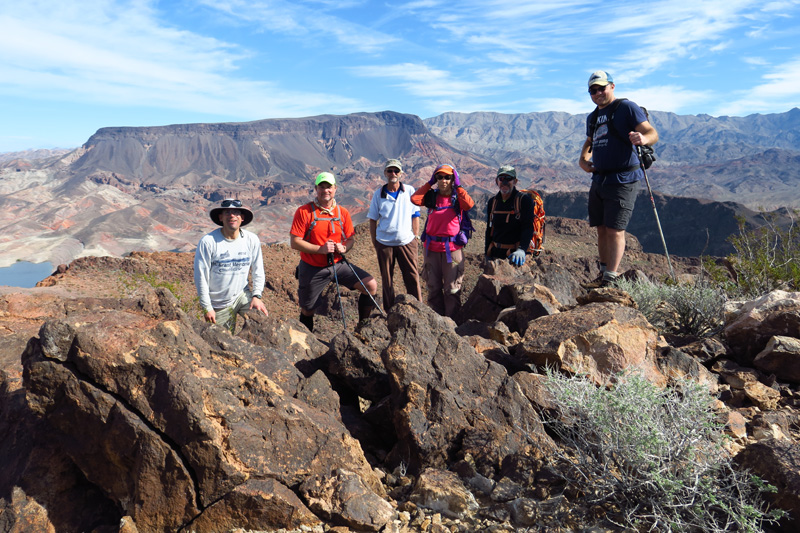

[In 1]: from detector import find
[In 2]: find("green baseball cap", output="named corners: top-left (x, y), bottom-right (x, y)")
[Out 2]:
top-left (497, 165), bottom-right (517, 179)
top-left (314, 172), bottom-right (336, 186)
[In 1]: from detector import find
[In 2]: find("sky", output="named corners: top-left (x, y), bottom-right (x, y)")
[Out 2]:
top-left (2, 0), bottom-right (800, 153)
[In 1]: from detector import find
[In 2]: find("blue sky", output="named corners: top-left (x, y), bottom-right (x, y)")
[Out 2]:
top-left (2, 0), bottom-right (799, 152)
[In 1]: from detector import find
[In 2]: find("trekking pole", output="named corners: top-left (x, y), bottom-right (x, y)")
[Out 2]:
top-left (636, 145), bottom-right (677, 283)
top-left (339, 255), bottom-right (387, 318)
top-left (328, 253), bottom-right (348, 331)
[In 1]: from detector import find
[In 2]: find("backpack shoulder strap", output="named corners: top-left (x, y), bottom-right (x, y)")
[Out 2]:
top-left (606, 98), bottom-right (629, 143)
top-left (304, 202), bottom-right (317, 240)
top-left (588, 106), bottom-right (599, 137)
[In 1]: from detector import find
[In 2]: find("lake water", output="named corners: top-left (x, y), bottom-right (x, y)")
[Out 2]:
top-left (0, 261), bottom-right (54, 288)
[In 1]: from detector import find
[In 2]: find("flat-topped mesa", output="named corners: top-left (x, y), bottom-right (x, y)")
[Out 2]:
top-left (73, 111), bottom-right (445, 187)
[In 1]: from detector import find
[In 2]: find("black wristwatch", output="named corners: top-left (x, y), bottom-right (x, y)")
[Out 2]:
top-left (252, 294), bottom-right (262, 299)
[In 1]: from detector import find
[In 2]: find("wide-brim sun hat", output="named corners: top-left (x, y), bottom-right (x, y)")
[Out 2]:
top-left (210, 198), bottom-right (254, 226)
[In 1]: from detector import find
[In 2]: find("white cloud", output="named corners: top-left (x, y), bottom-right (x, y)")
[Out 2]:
top-left (0, 1), bottom-right (363, 118)
top-left (744, 56), bottom-right (770, 66)
top-left (197, 0), bottom-right (397, 54)
top-left (716, 57), bottom-right (800, 115)
top-left (351, 63), bottom-right (492, 99)
top-left (623, 86), bottom-right (718, 114)
top-left (761, 1), bottom-right (800, 13)
top-left (710, 40), bottom-right (733, 52)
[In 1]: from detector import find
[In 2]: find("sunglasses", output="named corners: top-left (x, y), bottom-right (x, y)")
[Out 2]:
top-left (435, 174), bottom-right (452, 180)
top-left (220, 199), bottom-right (242, 208)
top-left (498, 175), bottom-right (515, 183)
top-left (385, 168), bottom-right (401, 174)
top-left (588, 85), bottom-right (608, 95)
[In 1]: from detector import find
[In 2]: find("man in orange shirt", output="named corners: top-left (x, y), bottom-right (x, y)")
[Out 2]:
top-left (290, 172), bottom-right (378, 332)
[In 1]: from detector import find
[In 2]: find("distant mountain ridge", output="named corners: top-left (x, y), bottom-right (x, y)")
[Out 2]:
top-left (1, 108), bottom-right (798, 267)
top-left (424, 107), bottom-right (800, 209)
top-left (424, 107), bottom-right (800, 164)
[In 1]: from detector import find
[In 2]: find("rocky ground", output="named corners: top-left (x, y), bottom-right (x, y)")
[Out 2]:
top-left (1, 217), bottom-right (797, 533)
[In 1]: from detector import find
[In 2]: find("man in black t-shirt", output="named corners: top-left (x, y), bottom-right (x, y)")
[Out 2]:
top-left (578, 71), bottom-right (658, 287)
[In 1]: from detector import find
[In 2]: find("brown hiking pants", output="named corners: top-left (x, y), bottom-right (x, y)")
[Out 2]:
top-left (374, 239), bottom-right (422, 310)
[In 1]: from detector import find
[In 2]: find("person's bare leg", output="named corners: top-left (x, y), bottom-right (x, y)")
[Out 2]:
top-left (600, 226), bottom-right (626, 274)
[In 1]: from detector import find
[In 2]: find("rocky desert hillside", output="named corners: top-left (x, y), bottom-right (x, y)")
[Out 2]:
top-left (1, 218), bottom-right (798, 532)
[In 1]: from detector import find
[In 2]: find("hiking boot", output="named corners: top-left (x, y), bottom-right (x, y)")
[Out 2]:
top-left (581, 273), bottom-right (605, 289)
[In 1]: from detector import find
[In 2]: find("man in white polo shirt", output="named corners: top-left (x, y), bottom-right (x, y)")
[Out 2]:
top-left (367, 158), bottom-right (422, 310)
top-left (194, 198), bottom-right (268, 332)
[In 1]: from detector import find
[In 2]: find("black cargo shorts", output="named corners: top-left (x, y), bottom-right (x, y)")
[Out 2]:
top-left (588, 178), bottom-right (639, 230)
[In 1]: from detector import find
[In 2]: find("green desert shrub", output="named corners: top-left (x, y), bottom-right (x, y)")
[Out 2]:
top-left (615, 278), bottom-right (726, 337)
top-left (543, 370), bottom-right (783, 532)
top-left (724, 212), bottom-right (800, 298)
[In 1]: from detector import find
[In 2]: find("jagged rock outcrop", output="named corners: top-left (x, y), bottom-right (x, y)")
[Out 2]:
top-left (325, 330), bottom-right (392, 403)
top-left (0, 488), bottom-right (55, 533)
top-left (21, 289), bottom-right (383, 532)
top-left (382, 296), bottom-right (556, 477)
top-left (299, 469), bottom-right (396, 531)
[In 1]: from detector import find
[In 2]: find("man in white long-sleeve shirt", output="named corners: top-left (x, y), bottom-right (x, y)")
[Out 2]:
top-left (194, 198), bottom-right (268, 332)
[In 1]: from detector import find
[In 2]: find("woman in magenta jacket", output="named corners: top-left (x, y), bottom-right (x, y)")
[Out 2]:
top-left (411, 164), bottom-right (475, 318)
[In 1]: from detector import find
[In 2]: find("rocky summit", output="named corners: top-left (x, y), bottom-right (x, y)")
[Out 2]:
top-left (1, 218), bottom-right (798, 532)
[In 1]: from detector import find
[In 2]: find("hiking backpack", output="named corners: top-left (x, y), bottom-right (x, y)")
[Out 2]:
top-left (588, 98), bottom-right (656, 169)
top-left (420, 189), bottom-right (475, 263)
top-left (488, 189), bottom-right (546, 257)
